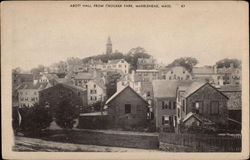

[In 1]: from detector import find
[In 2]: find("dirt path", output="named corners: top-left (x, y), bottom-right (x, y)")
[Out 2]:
top-left (14, 136), bottom-right (161, 152)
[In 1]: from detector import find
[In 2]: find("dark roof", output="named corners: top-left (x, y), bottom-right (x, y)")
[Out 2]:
top-left (218, 85), bottom-right (242, 92)
top-left (14, 74), bottom-right (33, 82)
top-left (74, 72), bottom-right (93, 80)
top-left (17, 82), bottom-right (49, 90)
top-left (106, 85), bottom-right (148, 105)
top-left (192, 67), bottom-right (215, 75)
top-left (152, 80), bottom-right (193, 98)
top-left (40, 83), bottom-right (86, 93)
top-left (183, 81), bottom-right (207, 98)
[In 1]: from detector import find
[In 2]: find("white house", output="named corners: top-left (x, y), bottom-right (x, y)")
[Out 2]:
top-left (163, 66), bottom-right (193, 81)
top-left (17, 82), bottom-right (51, 108)
top-left (102, 59), bottom-right (129, 74)
top-left (86, 79), bottom-right (106, 105)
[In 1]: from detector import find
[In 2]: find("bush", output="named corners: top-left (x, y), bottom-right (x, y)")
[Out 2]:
top-left (54, 99), bottom-right (80, 129)
top-left (18, 104), bottom-right (53, 136)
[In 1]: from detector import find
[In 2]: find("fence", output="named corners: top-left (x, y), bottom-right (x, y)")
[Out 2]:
top-left (159, 133), bottom-right (241, 152)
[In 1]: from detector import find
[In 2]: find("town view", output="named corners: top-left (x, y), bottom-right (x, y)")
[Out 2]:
top-left (12, 37), bottom-right (242, 152)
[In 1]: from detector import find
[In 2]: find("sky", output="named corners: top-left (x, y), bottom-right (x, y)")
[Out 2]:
top-left (2, 1), bottom-right (248, 71)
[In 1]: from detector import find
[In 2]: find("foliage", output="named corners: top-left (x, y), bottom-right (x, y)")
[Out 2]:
top-left (91, 101), bottom-right (102, 111)
top-left (54, 99), bottom-right (80, 129)
top-left (18, 104), bottom-right (53, 136)
top-left (82, 47), bottom-right (151, 70)
top-left (167, 57), bottom-right (198, 72)
top-left (12, 67), bottom-right (22, 74)
top-left (215, 58), bottom-right (241, 69)
top-left (125, 47), bottom-right (151, 70)
top-left (30, 65), bottom-right (45, 75)
top-left (105, 71), bottom-right (122, 98)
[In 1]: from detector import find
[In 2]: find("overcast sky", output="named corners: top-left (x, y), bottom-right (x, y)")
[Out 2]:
top-left (3, 1), bottom-right (247, 71)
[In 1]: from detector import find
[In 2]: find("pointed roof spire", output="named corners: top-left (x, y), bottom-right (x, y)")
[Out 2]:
top-left (107, 36), bottom-right (112, 44)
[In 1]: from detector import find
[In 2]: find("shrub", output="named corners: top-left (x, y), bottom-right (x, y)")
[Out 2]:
top-left (54, 99), bottom-right (80, 129)
top-left (18, 104), bottom-right (53, 136)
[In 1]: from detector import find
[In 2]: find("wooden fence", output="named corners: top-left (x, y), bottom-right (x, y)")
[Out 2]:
top-left (159, 133), bottom-right (241, 152)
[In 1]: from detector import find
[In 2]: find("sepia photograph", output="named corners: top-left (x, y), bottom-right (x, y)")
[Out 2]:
top-left (1, 1), bottom-right (249, 159)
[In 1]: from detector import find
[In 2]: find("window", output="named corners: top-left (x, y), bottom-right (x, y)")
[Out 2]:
top-left (171, 71), bottom-right (173, 74)
top-left (210, 101), bottom-right (219, 115)
top-left (178, 108), bottom-right (180, 118)
top-left (125, 104), bottom-right (131, 114)
top-left (94, 84), bottom-right (96, 88)
top-left (162, 116), bottom-right (169, 125)
top-left (165, 101), bottom-right (169, 109)
top-left (183, 71), bottom-right (186, 74)
top-left (147, 91), bottom-right (150, 97)
top-left (169, 77), bottom-right (172, 80)
top-left (118, 65), bottom-right (122, 68)
top-left (194, 101), bottom-right (203, 114)
top-left (186, 75), bottom-right (190, 80)
top-left (173, 101), bottom-right (176, 109)
top-left (161, 101), bottom-right (165, 109)
top-left (182, 99), bottom-right (185, 111)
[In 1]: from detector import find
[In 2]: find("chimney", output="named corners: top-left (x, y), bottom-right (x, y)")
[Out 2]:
top-left (33, 79), bottom-right (38, 85)
top-left (230, 63), bottom-right (234, 69)
top-left (131, 70), bottom-right (135, 82)
top-left (213, 65), bottom-right (217, 74)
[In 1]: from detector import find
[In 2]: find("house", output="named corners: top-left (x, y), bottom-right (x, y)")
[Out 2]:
top-left (102, 59), bottom-right (129, 74)
top-left (73, 72), bottom-right (95, 88)
top-left (176, 82), bottom-right (229, 128)
top-left (135, 69), bottom-right (160, 82)
top-left (192, 66), bottom-right (223, 86)
top-left (218, 85), bottom-right (242, 130)
top-left (105, 86), bottom-right (149, 128)
top-left (152, 80), bottom-right (193, 130)
top-left (39, 83), bottom-right (88, 113)
top-left (86, 79), bottom-right (106, 105)
top-left (162, 66), bottom-right (193, 81)
top-left (116, 70), bottom-right (142, 94)
top-left (17, 82), bottom-right (51, 108)
top-left (137, 57), bottom-right (156, 70)
top-left (217, 64), bottom-right (241, 85)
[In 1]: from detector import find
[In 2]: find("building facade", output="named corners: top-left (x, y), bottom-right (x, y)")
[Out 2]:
top-left (86, 80), bottom-right (106, 105)
top-left (163, 66), bottom-right (193, 81)
top-left (17, 82), bottom-right (51, 108)
top-left (176, 82), bottom-right (228, 127)
top-left (105, 86), bottom-right (149, 128)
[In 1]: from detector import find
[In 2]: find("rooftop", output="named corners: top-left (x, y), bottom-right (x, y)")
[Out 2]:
top-left (152, 80), bottom-right (194, 98)
top-left (17, 82), bottom-right (50, 90)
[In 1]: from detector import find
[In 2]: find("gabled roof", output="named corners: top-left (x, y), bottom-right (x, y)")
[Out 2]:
top-left (218, 84), bottom-right (241, 92)
top-left (192, 67), bottom-right (215, 75)
top-left (40, 83), bottom-right (86, 93)
top-left (74, 72), bottom-right (93, 80)
top-left (183, 81), bottom-right (207, 98)
top-left (105, 85), bottom-right (148, 105)
top-left (107, 59), bottom-right (125, 64)
top-left (183, 112), bottom-right (202, 123)
top-left (14, 74), bottom-right (33, 82)
top-left (183, 82), bottom-right (228, 99)
top-left (17, 82), bottom-right (49, 90)
top-left (152, 80), bottom-right (193, 98)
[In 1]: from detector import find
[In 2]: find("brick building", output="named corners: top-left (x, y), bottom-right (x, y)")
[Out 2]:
top-left (105, 86), bottom-right (149, 128)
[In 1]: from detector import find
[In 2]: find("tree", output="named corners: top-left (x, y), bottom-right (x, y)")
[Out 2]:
top-left (167, 57), bottom-right (198, 72)
top-left (125, 47), bottom-right (151, 70)
top-left (30, 65), bottom-right (45, 75)
top-left (54, 99), bottom-right (80, 129)
top-left (18, 103), bottom-right (53, 136)
top-left (12, 67), bottom-right (22, 74)
top-left (105, 71), bottom-right (122, 98)
top-left (215, 58), bottom-right (241, 69)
